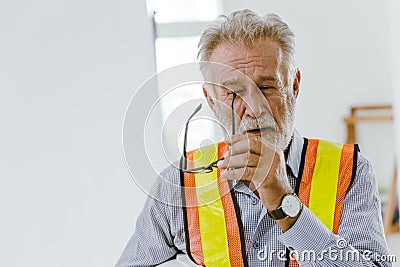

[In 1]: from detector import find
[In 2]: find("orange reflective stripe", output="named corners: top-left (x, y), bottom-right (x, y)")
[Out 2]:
top-left (298, 139), bottom-right (319, 206)
top-left (289, 257), bottom-right (300, 267)
top-left (216, 143), bottom-right (246, 267)
top-left (333, 144), bottom-right (354, 234)
top-left (183, 150), bottom-right (204, 265)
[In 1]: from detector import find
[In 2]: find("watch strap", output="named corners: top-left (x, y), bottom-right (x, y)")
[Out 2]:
top-left (268, 207), bottom-right (287, 220)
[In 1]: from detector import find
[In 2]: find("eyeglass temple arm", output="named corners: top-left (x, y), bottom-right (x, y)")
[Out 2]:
top-left (231, 92), bottom-right (236, 135)
top-left (183, 103), bottom-right (202, 159)
top-left (181, 93), bottom-right (237, 173)
top-left (185, 93), bottom-right (234, 153)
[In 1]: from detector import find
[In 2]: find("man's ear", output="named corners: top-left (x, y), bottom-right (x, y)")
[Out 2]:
top-left (203, 86), bottom-right (216, 113)
top-left (292, 69), bottom-right (301, 98)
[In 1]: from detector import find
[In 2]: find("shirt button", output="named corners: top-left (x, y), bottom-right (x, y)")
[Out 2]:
top-left (253, 241), bottom-right (260, 249)
top-left (251, 197), bottom-right (258, 205)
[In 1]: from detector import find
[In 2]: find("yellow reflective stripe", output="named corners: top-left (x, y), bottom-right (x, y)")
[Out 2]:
top-left (194, 144), bottom-right (231, 267)
top-left (308, 140), bottom-right (343, 230)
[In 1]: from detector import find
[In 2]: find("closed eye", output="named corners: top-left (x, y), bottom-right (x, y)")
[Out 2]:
top-left (227, 89), bottom-right (245, 95)
top-left (259, 86), bottom-right (275, 91)
top-left (221, 85), bottom-right (245, 96)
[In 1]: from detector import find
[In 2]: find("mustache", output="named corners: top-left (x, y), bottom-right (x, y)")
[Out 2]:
top-left (238, 117), bottom-right (277, 133)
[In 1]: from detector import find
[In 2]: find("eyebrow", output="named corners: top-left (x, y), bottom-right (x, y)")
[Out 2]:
top-left (219, 75), bottom-right (279, 89)
top-left (221, 79), bottom-right (241, 87)
top-left (257, 75), bottom-right (278, 83)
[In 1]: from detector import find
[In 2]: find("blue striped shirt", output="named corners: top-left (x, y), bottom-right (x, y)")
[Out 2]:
top-left (116, 129), bottom-right (392, 266)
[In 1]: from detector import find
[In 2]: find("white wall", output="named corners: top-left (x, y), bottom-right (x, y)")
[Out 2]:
top-left (0, 1), bottom-right (158, 266)
top-left (223, 0), bottom-right (396, 190)
top-left (388, 0), bottom-right (400, 213)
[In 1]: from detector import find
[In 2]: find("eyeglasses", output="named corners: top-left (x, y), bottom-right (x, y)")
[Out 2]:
top-left (180, 93), bottom-right (237, 174)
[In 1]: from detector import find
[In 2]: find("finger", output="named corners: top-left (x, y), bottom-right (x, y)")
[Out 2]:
top-left (220, 166), bottom-right (256, 182)
top-left (224, 133), bottom-right (248, 145)
top-left (217, 152), bottom-right (261, 169)
top-left (225, 137), bottom-right (262, 157)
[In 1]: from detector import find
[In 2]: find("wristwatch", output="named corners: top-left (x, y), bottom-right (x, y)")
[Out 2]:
top-left (268, 193), bottom-right (303, 220)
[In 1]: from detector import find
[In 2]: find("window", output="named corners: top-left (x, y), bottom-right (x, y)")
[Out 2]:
top-left (148, 0), bottom-right (220, 23)
top-left (147, 0), bottom-right (223, 162)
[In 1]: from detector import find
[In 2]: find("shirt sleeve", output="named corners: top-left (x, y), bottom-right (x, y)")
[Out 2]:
top-left (115, 167), bottom-right (179, 267)
top-left (278, 153), bottom-right (393, 266)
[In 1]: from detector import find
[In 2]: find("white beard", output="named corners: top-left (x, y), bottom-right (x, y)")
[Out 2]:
top-left (214, 90), bottom-right (296, 151)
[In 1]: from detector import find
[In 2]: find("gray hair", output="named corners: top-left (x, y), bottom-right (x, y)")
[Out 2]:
top-left (198, 9), bottom-right (297, 84)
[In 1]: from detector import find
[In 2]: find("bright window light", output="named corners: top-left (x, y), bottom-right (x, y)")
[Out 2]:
top-left (147, 0), bottom-right (220, 23)
top-left (148, 1), bottom-right (222, 160)
top-left (155, 36), bottom-right (200, 72)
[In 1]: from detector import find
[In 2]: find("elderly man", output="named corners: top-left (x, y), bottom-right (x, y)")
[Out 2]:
top-left (116, 9), bottom-right (391, 267)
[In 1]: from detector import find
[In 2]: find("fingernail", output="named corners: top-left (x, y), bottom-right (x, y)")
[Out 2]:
top-left (220, 171), bottom-right (226, 177)
top-left (217, 160), bottom-right (222, 168)
top-left (223, 151), bottom-right (229, 158)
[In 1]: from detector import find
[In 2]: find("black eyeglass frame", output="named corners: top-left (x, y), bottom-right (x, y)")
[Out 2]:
top-left (180, 93), bottom-right (237, 174)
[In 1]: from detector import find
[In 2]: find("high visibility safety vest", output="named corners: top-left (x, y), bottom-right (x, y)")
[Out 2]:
top-left (180, 138), bottom-right (359, 267)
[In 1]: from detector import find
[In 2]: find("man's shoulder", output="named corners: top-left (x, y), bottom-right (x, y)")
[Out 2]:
top-left (145, 162), bottom-right (183, 208)
top-left (354, 152), bottom-right (372, 173)
top-left (158, 161), bottom-right (181, 184)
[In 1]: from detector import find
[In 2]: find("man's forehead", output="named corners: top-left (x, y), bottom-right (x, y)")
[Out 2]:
top-left (204, 64), bottom-right (252, 85)
top-left (203, 63), bottom-right (280, 86)
top-left (208, 38), bottom-right (281, 61)
top-left (201, 40), bottom-right (284, 85)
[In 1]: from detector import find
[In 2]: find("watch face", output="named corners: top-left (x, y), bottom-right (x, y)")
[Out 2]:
top-left (281, 194), bottom-right (301, 217)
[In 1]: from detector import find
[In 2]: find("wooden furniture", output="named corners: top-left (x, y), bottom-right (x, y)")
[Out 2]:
top-left (344, 105), bottom-right (399, 235)
top-left (344, 105), bottom-right (393, 144)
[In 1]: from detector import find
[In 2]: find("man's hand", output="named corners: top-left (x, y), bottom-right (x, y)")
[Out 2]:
top-left (217, 133), bottom-right (299, 231)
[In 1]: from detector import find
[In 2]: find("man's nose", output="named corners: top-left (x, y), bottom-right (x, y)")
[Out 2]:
top-left (242, 87), bottom-right (267, 118)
